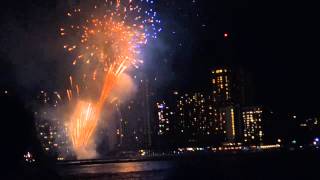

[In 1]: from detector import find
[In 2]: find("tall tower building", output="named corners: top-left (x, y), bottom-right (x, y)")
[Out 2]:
top-left (212, 67), bottom-right (254, 106)
top-left (135, 73), bottom-right (153, 148)
top-left (211, 68), bottom-right (248, 143)
top-left (140, 76), bottom-right (153, 148)
top-left (211, 68), bottom-right (239, 143)
top-left (212, 68), bottom-right (232, 105)
top-left (115, 72), bottom-right (154, 150)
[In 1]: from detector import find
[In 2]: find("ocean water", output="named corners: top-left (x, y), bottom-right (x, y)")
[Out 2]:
top-left (57, 151), bottom-right (320, 180)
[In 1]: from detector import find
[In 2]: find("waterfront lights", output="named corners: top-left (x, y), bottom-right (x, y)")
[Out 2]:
top-left (23, 152), bottom-right (35, 163)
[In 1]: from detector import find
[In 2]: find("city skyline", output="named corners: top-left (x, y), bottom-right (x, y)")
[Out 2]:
top-left (14, 59), bottom-right (319, 160)
top-left (156, 67), bottom-right (263, 148)
top-left (27, 65), bottom-right (320, 160)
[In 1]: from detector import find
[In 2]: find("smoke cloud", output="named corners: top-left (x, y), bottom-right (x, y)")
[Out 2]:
top-left (73, 140), bottom-right (98, 159)
top-left (109, 73), bottom-right (138, 103)
top-left (68, 72), bottom-right (137, 160)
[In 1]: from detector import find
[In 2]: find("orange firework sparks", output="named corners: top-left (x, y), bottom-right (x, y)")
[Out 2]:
top-left (60, 0), bottom-right (158, 157)
top-left (68, 101), bottom-right (102, 150)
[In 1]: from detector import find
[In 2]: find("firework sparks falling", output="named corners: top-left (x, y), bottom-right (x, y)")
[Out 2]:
top-left (68, 101), bottom-right (97, 149)
top-left (61, 0), bottom-right (160, 158)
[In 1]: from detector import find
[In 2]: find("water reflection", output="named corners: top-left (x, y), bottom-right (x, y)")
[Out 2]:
top-left (59, 160), bottom-right (174, 176)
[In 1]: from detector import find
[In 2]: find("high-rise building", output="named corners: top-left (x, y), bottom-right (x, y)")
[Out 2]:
top-left (211, 67), bottom-right (254, 106)
top-left (114, 72), bottom-right (154, 150)
top-left (156, 91), bottom-right (223, 147)
top-left (156, 101), bottom-right (171, 136)
top-left (233, 68), bottom-right (255, 106)
top-left (218, 105), bottom-right (243, 143)
top-left (138, 74), bottom-right (153, 148)
top-left (242, 106), bottom-right (264, 144)
top-left (176, 93), bottom-right (210, 138)
top-left (211, 68), bottom-right (240, 143)
top-left (154, 91), bottom-right (179, 148)
top-left (211, 67), bottom-right (255, 143)
top-left (219, 106), bottom-right (235, 142)
top-left (212, 68), bottom-right (232, 105)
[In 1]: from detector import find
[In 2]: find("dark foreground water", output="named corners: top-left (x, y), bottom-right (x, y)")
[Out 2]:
top-left (58, 160), bottom-right (174, 180)
top-left (55, 150), bottom-right (320, 180)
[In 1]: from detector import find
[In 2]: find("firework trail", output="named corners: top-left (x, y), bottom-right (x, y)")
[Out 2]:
top-left (61, 0), bottom-right (160, 158)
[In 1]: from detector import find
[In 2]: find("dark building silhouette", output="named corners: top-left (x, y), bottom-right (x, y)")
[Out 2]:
top-left (114, 72), bottom-right (153, 150)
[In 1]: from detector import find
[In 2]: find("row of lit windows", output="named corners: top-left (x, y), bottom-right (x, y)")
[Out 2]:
top-left (212, 69), bottom-right (228, 74)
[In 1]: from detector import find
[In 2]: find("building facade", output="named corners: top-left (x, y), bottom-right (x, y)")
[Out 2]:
top-left (242, 106), bottom-right (264, 144)
top-left (156, 91), bottom-right (223, 147)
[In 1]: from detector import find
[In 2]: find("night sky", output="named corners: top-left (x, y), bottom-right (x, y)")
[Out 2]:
top-left (1, 0), bottom-right (320, 117)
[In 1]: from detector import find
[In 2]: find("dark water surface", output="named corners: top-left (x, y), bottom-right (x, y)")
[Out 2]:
top-left (57, 151), bottom-right (320, 180)
top-left (58, 160), bottom-right (175, 179)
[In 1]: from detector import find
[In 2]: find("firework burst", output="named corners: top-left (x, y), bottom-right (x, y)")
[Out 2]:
top-left (61, 0), bottom-right (160, 158)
